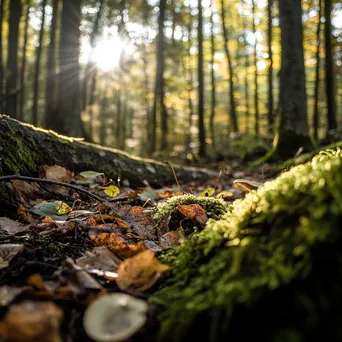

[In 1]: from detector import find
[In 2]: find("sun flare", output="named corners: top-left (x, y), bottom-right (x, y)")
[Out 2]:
top-left (81, 33), bottom-right (129, 72)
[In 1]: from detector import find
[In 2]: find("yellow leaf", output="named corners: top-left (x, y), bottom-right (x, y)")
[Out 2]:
top-left (103, 185), bottom-right (120, 198)
top-left (54, 201), bottom-right (72, 215)
top-left (199, 187), bottom-right (215, 197)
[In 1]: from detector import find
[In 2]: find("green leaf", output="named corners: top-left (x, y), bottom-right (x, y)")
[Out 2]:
top-left (30, 201), bottom-right (69, 220)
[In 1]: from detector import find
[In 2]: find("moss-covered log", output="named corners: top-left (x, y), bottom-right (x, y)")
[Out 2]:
top-left (0, 115), bottom-right (216, 187)
top-left (151, 148), bottom-right (342, 342)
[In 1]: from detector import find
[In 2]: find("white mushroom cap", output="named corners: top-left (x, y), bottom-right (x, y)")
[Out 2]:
top-left (83, 293), bottom-right (149, 342)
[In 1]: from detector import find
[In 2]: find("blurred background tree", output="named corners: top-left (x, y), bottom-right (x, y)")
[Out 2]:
top-left (0, 0), bottom-right (341, 162)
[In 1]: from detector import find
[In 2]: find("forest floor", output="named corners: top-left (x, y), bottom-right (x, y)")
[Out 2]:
top-left (0, 133), bottom-right (340, 341)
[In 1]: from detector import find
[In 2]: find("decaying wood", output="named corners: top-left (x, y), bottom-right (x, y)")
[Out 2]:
top-left (0, 115), bottom-right (217, 188)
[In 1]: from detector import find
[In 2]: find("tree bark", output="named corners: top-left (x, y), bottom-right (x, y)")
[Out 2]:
top-left (0, 115), bottom-right (218, 189)
top-left (274, 0), bottom-right (313, 158)
top-left (19, 0), bottom-right (31, 122)
top-left (0, 0), bottom-right (5, 114)
top-left (252, 0), bottom-right (259, 134)
top-left (32, 0), bottom-right (47, 126)
top-left (56, 0), bottom-right (82, 136)
top-left (267, 0), bottom-right (274, 132)
top-left (45, 0), bottom-right (59, 129)
top-left (5, 0), bottom-right (21, 118)
top-left (151, 0), bottom-right (167, 154)
top-left (197, 0), bottom-right (206, 157)
top-left (220, 0), bottom-right (238, 133)
top-left (242, 17), bottom-right (250, 134)
top-left (313, 0), bottom-right (322, 141)
top-left (324, 0), bottom-right (337, 136)
top-left (81, 0), bottom-right (104, 113)
top-left (209, 0), bottom-right (216, 151)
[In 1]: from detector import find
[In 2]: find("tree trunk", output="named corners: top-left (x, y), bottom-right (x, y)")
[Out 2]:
top-left (45, 0), bottom-right (59, 129)
top-left (197, 0), bottom-right (206, 157)
top-left (19, 0), bottom-right (31, 122)
top-left (116, 88), bottom-right (122, 149)
top-left (274, 0), bottom-right (313, 158)
top-left (313, 0), bottom-right (322, 141)
top-left (32, 0), bottom-right (47, 126)
top-left (324, 0), bottom-right (337, 136)
top-left (5, 0), bottom-right (21, 118)
top-left (209, 0), bottom-right (216, 151)
top-left (252, 0), bottom-right (259, 134)
top-left (0, 0), bottom-right (5, 114)
top-left (267, 0), bottom-right (274, 132)
top-left (243, 17), bottom-right (250, 134)
top-left (151, 0), bottom-right (167, 154)
top-left (81, 0), bottom-right (104, 112)
top-left (0, 115), bottom-right (217, 190)
top-left (220, 0), bottom-right (238, 133)
top-left (56, 0), bottom-right (82, 136)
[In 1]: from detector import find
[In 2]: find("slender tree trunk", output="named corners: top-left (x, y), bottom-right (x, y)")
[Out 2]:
top-left (32, 0), bottom-right (47, 126)
top-left (197, 0), bottom-right (206, 157)
top-left (88, 69), bottom-right (97, 139)
top-left (243, 18), bottom-right (250, 134)
top-left (45, 0), bottom-right (59, 129)
top-left (151, 0), bottom-right (167, 153)
top-left (274, 0), bottom-right (312, 158)
top-left (181, 23), bottom-right (194, 154)
top-left (252, 0), bottom-right (259, 134)
top-left (209, 0), bottom-right (216, 150)
top-left (19, 0), bottom-right (31, 122)
top-left (267, 0), bottom-right (274, 132)
top-left (0, 0), bottom-right (6, 113)
top-left (324, 0), bottom-right (337, 136)
top-left (5, 0), bottom-right (21, 118)
top-left (313, 0), bottom-right (322, 141)
top-left (56, 0), bottom-right (82, 136)
top-left (116, 88), bottom-right (122, 149)
top-left (142, 43), bottom-right (151, 152)
top-left (81, 0), bottom-right (104, 112)
top-left (220, 0), bottom-right (238, 133)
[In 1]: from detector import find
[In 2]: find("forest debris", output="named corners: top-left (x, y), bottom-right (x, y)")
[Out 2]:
top-left (89, 231), bottom-right (147, 259)
top-left (40, 165), bottom-right (74, 183)
top-left (0, 301), bottom-right (63, 342)
top-left (159, 228), bottom-right (183, 250)
top-left (0, 244), bottom-right (25, 270)
top-left (0, 286), bottom-right (25, 306)
top-left (0, 217), bottom-right (29, 235)
top-left (75, 247), bottom-right (121, 272)
top-left (83, 293), bottom-right (148, 342)
top-left (177, 203), bottom-right (208, 228)
top-left (116, 250), bottom-right (171, 293)
top-left (233, 179), bottom-right (262, 193)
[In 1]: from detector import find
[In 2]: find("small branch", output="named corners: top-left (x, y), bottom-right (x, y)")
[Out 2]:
top-left (0, 175), bottom-right (105, 203)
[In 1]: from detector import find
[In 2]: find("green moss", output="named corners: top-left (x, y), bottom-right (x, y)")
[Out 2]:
top-left (151, 148), bottom-right (342, 341)
top-left (148, 194), bottom-right (227, 223)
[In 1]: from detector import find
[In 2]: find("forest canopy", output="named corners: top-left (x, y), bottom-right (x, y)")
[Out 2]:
top-left (0, 0), bottom-right (341, 160)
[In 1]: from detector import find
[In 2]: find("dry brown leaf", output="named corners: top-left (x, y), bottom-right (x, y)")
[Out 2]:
top-left (177, 203), bottom-right (208, 228)
top-left (0, 244), bottom-right (25, 270)
top-left (0, 217), bottom-right (29, 235)
top-left (116, 250), bottom-right (171, 293)
top-left (89, 231), bottom-right (147, 259)
top-left (0, 301), bottom-right (63, 342)
top-left (40, 165), bottom-right (74, 183)
top-left (76, 247), bottom-right (121, 272)
top-left (159, 227), bottom-right (183, 250)
top-left (0, 286), bottom-right (25, 306)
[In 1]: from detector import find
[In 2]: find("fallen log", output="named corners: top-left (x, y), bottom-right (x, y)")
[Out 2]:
top-left (0, 115), bottom-right (216, 187)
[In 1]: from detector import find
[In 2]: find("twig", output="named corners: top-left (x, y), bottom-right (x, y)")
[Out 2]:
top-left (0, 175), bottom-right (105, 203)
top-left (164, 161), bottom-right (184, 194)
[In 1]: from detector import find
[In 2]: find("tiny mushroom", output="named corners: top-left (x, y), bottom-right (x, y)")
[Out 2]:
top-left (83, 293), bottom-right (149, 342)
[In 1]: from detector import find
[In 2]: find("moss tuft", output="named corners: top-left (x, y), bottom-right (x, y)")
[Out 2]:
top-left (151, 148), bottom-right (342, 341)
